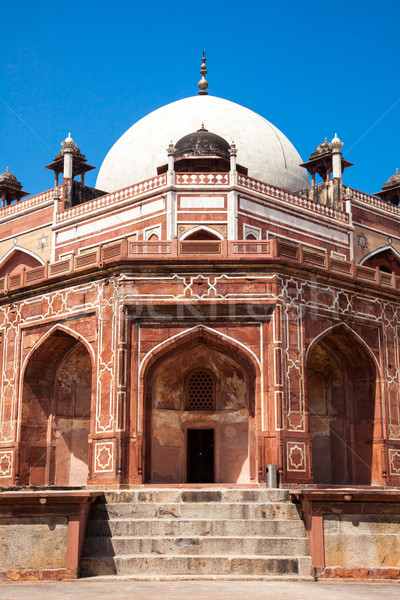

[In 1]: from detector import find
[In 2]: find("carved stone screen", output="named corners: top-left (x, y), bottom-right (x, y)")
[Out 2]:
top-left (187, 370), bottom-right (215, 410)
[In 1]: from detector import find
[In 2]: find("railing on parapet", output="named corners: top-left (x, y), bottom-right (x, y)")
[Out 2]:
top-left (56, 174), bottom-right (168, 223)
top-left (175, 173), bottom-right (229, 185)
top-left (345, 186), bottom-right (400, 217)
top-left (55, 172), bottom-right (229, 224)
top-left (0, 190), bottom-right (54, 219)
top-left (0, 238), bottom-right (398, 296)
top-left (237, 175), bottom-right (350, 224)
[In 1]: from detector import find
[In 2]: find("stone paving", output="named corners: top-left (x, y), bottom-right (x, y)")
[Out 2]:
top-left (0, 580), bottom-right (399, 600)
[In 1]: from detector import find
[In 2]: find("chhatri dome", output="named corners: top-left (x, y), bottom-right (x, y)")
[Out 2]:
top-left (96, 56), bottom-right (309, 193)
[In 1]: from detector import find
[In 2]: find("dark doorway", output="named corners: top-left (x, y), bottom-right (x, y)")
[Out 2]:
top-left (187, 429), bottom-right (214, 483)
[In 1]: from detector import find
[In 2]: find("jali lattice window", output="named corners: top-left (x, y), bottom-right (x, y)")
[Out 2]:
top-left (187, 370), bottom-right (215, 410)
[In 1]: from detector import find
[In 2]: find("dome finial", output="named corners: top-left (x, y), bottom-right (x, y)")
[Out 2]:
top-left (198, 51), bottom-right (208, 96)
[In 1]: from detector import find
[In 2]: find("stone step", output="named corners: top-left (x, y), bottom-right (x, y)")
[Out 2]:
top-left (80, 554), bottom-right (312, 577)
top-left (102, 489), bottom-right (289, 504)
top-left (80, 573), bottom-right (313, 582)
top-left (90, 501), bottom-right (300, 521)
top-left (83, 535), bottom-right (309, 557)
top-left (86, 517), bottom-right (306, 538)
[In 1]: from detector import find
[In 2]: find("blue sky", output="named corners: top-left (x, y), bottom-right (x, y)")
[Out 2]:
top-left (1, 0), bottom-right (399, 196)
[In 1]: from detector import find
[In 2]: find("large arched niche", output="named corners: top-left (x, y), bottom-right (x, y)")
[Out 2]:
top-left (306, 325), bottom-right (379, 485)
top-left (19, 328), bottom-right (93, 487)
top-left (143, 331), bottom-right (257, 484)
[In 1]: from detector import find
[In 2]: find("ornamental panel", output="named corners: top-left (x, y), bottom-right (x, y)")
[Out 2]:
top-left (286, 441), bottom-right (307, 472)
top-left (94, 441), bottom-right (115, 473)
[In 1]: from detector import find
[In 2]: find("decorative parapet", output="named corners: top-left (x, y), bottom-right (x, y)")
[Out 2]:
top-left (346, 186), bottom-right (400, 216)
top-left (0, 189), bottom-right (53, 221)
top-left (56, 174), bottom-right (168, 223)
top-left (175, 173), bottom-right (229, 185)
top-left (0, 237), bottom-right (398, 298)
top-left (238, 175), bottom-right (350, 224)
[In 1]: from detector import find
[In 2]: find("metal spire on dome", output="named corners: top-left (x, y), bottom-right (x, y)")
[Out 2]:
top-left (198, 51), bottom-right (208, 96)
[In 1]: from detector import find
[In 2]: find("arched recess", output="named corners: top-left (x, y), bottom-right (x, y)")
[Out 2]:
top-left (180, 225), bottom-right (223, 241)
top-left (142, 327), bottom-right (259, 484)
top-left (306, 324), bottom-right (379, 485)
top-left (360, 245), bottom-right (400, 276)
top-left (19, 327), bottom-right (93, 487)
top-left (0, 247), bottom-right (44, 278)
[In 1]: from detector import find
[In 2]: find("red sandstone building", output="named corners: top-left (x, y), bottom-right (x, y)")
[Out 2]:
top-left (0, 60), bottom-right (400, 580)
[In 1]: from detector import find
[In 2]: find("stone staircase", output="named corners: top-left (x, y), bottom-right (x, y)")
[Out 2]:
top-left (80, 488), bottom-right (312, 580)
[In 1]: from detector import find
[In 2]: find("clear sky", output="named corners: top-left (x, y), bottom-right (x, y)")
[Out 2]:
top-left (1, 0), bottom-right (399, 196)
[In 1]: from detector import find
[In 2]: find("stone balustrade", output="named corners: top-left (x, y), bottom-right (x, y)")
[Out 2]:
top-left (0, 190), bottom-right (53, 220)
top-left (56, 175), bottom-right (168, 223)
top-left (238, 175), bottom-right (350, 224)
top-left (346, 186), bottom-right (400, 217)
top-left (0, 238), bottom-right (398, 297)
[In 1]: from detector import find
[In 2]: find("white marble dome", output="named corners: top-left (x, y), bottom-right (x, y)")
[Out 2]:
top-left (96, 95), bottom-right (309, 192)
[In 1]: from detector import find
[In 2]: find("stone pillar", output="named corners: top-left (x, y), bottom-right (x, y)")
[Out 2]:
top-left (167, 142), bottom-right (175, 185)
top-left (51, 188), bottom-right (61, 263)
top-left (63, 150), bottom-right (73, 180)
top-left (229, 142), bottom-right (237, 183)
top-left (61, 133), bottom-right (76, 181)
top-left (227, 143), bottom-right (238, 239)
top-left (166, 143), bottom-right (176, 239)
top-left (343, 187), bottom-right (354, 260)
top-left (53, 187), bottom-right (61, 214)
top-left (331, 133), bottom-right (344, 179)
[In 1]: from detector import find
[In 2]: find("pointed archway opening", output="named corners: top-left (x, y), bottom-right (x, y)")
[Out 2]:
top-left (19, 330), bottom-right (92, 487)
top-left (144, 335), bottom-right (256, 484)
top-left (183, 229), bottom-right (221, 241)
top-left (307, 327), bottom-right (377, 485)
top-left (362, 247), bottom-right (400, 276)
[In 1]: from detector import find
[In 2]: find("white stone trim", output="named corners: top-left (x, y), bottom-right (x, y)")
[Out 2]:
top-left (243, 224), bottom-right (262, 240)
top-left (144, 224), bottom-right (162, 240)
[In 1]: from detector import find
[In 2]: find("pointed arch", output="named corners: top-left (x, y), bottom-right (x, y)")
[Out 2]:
top-left (359, 244), bottom-right (400, 264)
top-left (141, 325), bottom-right (260, 484)
top-left (359, 245), bottom-right (400, 276)
top-left (21, 323), bottom-right (95, 378)
top-left (18, 324), bottom-right (94, 487)
top-left (0, 246), bottom-right (45, 279)
top-left (0, 245), bottom-right (45, 268)
top-left (306, 322), bottom-right (380, 376)
top-left (306, 321), bottom-right (380, 485)
top-left (140, 324), bottom-right (261, 378)
top-left (180, 225), bottom-right (224, 241)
